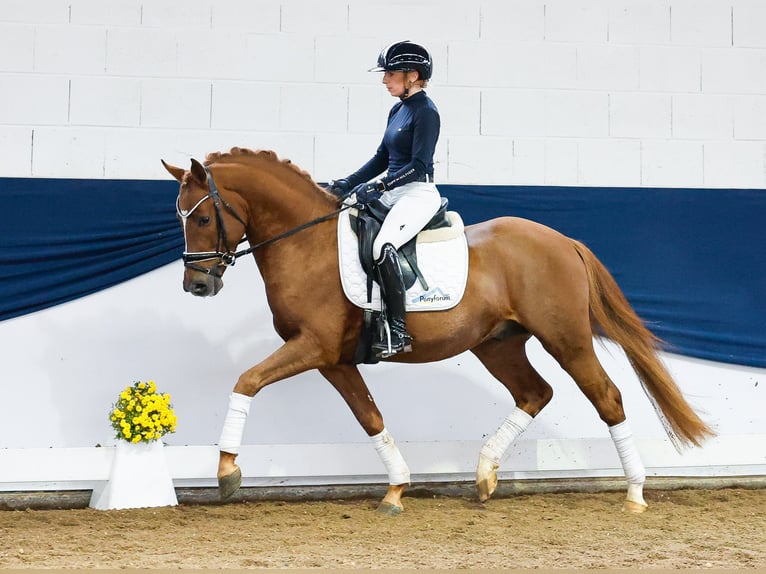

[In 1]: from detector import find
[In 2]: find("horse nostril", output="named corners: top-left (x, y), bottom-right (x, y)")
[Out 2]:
top-left (191, 282), bottom-right (210, 296)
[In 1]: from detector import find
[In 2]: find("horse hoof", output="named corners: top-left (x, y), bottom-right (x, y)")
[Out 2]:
top-left (476, 479), bottom-right (495, 503)
top-left (376, 501), bottom-right (403, 516)
top-left (218, 467), bottom-right (242, 500)
top-left (475, 455), bottom-right (498, 502)
top-left (622, 500), bottom-right (648, 514)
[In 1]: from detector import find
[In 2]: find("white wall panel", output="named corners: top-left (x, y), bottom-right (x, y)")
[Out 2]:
top-left (732, 0), bottom-right (766, 48)
top-left (610, 93), bottom-right (671, 138)
top-left (34, 26), bottom-right (107, 75)
top-left (608, 2), bottom-right (671, 45)
top-left (640, 140), bottom-right (704, 187)
top-left (315, 36), bottom-right (387, 85)
top-left (69, 0), bottom-right (142, 27)
top-left (578, 139), bottom-right (641, 186)
top-left (32, 128), bottom-right (106, 177)
top-left (481, 89), bottom-right (546, 137)
top-left (246, 34), bottom-right (315, 83)
top-left (347, 85), bottom-right (387, 134)
top-left (70, 77), bottom-right (141, 127)
top-left (0, 24), bottom-right (34, 72)
top-left (0, 1), bottom-right (763, 193)
top-left (140, 79), bottom-right (211, 129)
top-left (349, 3), bottom-right (480, 41)
top-left (281, 0), bottom-right (348, 34)
top-left (544, 139), bottom-right (579, 185)
top-left (141, 0), bottom-right (212, 29)
top-left (733, 95), bottom-right (766, 140)
top-left (639, 46), bottom-right (701, 92)
top-left (0, 0), bottom-right (70, 24)
top-left (431, 87), bottom-right (480, 136)
top-left (176, 31), bottom-right (250, 80)
top-left (447, 136), bottom-right (514, 184)
top-left (545, 91), bottom-right (609, 137)
top-left (105, 129), bottom-right (199, 179)
top-left (672, 94), bottom-right (733, 139)
top-left (702, 49), bottom-right (766, 95)
top-left (545, 0), bottom-right (609, 43)
top-left (105, 27), bottom-right (177, 77)
top-left (480, 1), bottom-right (545, 42)
top-left (576, 46), bottom-right (639, 91)
top-left (280, 85), bottom-right (347, 133)
top-left (449, 41), bottom-right (577, 89)
top-left (0, 75), bottom-right (69, 125)
top-left (510, 139), bottom-right (546, 184)
top-left (211, 82), bottom-right (281, 131)
top-left (314, 133), bottom-right (381, 182)
top-left (703, 140), bottom-right (765, 188)
top-left (210, 1), bottom-right (280, 32)
top-left (0, 126), bottom-right (32, 176)
top-left (670, 0), bottom-right (732, 46)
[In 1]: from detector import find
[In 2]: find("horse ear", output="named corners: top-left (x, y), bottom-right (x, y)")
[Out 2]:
top-left (161, 159), bottom-right (186, 183)
top-left (189, 158), bottom-right (208, 185)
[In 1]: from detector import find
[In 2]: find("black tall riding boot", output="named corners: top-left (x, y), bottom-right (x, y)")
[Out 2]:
top-left (372, 243), bottom-right (413, 358)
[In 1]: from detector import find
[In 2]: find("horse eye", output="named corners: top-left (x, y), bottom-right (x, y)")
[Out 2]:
top-left (198, 215), bottom-right (211, 227)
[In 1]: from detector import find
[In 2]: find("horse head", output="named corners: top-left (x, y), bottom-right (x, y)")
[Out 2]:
top-left (162, 157), bottom-right (248, 297)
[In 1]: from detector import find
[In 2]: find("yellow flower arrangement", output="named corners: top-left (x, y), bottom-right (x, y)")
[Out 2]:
top-left (109, 381), bottom-right (177, 443)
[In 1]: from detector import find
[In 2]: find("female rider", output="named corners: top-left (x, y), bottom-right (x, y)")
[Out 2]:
top-left (328, 40), bottom-right (442, 359)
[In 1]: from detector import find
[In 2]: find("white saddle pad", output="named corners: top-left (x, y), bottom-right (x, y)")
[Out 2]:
top-left (337, 208), bottom-right (469, 312)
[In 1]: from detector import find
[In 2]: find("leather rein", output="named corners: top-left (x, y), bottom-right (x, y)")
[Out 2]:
top-left (176, 167), bottom-right (352, 276)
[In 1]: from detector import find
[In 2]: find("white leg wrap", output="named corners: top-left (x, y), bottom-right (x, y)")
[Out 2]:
top-left (609, 420), bottom-right (646, 485)
top-left (218, 392), bottom-right (252, 455)
top-left (480, 407), bottom-right (534, 464)
top-left (371, 428), bottom-right (410, 485)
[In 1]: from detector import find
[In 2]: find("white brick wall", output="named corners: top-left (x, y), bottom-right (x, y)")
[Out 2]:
top-left (0, 0), bottom-right (764, 188)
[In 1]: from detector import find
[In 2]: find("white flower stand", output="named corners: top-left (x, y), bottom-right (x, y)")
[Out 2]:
top-left (89, 440), bottom-right (178, 510)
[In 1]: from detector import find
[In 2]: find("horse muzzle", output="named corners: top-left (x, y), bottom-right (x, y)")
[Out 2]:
top-left (183, 268), bottom-right (224, 297)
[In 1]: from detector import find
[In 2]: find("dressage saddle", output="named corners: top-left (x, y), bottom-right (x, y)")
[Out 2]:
top-left (349, 197), bottom-right (451, 365)
top-left (350, 196), bottom-right (451, 295)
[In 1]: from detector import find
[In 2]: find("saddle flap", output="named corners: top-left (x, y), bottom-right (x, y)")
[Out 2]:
top-left (349, 197), bottom-right (452, 292)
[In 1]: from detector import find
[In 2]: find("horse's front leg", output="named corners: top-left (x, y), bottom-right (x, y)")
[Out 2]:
top-left (319, 365), bottom-right (410, 515)
top-left (217, 336), bottom-right (328, 499)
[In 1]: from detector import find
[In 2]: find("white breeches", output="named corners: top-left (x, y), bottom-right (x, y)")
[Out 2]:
top-left (372, 182), bottom-right (442, 261)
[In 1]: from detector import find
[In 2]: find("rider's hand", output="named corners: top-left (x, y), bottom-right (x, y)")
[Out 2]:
top-left (326, 178), bottom-right (351, 198)
top-left (351, 182), bottom-right (384, 205)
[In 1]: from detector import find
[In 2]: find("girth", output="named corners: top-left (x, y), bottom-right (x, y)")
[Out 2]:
top-left (349, 197), bottom-right (451, 292)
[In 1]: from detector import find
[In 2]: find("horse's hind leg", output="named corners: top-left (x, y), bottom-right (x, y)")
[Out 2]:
top-left (319, 365), bottom-right (410, 515)
top-left (471, 335), bottom-right (553, 502)
top-left (542, 335), bottom-right (648, 513)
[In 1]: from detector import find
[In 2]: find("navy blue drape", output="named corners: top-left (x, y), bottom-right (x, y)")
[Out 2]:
top-left (443, 185), bottom-right (765, 369)
top-left (1, 178), bottom-right (183, 321)
top-left (1, 178), bottom-right (763, 368)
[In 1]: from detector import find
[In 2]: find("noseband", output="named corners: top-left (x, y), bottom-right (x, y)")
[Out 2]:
top-left (176, 166), bottom-right (353, 276)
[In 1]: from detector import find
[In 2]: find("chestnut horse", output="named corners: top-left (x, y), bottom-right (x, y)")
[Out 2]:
top-left (163, 147), bottom-right (713, 515)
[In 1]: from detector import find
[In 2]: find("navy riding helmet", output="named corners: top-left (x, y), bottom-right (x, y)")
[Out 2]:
top-left (369, 40), bottom-right (432, 81)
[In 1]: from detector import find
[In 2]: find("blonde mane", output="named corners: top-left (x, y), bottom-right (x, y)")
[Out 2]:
top-left (204, 147), bottom-right (322, 191)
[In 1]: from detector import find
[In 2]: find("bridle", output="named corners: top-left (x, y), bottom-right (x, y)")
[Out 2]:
top-left (176, 166), bottom-right (353, 276)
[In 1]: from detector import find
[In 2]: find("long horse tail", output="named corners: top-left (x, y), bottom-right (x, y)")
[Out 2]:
top-left (571, 240), bottom-right (715, 450)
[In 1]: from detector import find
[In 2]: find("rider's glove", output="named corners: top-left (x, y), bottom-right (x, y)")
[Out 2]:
top-left (351, 181), bottom-right (385, 205)
top-left (326, 178), bottom-right (351, 198)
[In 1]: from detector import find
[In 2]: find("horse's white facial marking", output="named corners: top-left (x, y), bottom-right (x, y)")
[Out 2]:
top-left (176, 193), bottom-right (213, 260)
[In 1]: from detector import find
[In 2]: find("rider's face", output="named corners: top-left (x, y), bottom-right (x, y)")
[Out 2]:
top-left (382, 70), bottom-right (419, 97)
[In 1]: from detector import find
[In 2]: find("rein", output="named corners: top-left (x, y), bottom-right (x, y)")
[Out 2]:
top-left (177, 166), bottom-right (353, 275)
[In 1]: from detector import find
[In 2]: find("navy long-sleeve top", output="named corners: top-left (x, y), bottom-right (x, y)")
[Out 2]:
top-left (346, 91), bottom-right (440, 190)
